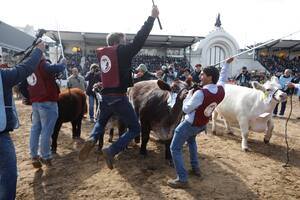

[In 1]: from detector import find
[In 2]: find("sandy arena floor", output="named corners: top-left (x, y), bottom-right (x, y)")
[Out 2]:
top-left (13, 98), bottom-right (300, 200)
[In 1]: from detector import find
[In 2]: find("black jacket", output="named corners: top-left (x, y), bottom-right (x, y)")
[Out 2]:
top-left (191, 71), bottom-right (201, 83)
top-left (101, 17), bottom-right (155, 95)
top-left (85, 71), bottom-right (101, 96)
top-left (235, 72), bottom-right (251, 87)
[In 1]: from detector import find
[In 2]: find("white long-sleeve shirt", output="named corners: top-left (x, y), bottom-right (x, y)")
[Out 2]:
top-left (183, 62), bottom-right (230, 124)
top-left (294, 83), bottom-right (300, 90)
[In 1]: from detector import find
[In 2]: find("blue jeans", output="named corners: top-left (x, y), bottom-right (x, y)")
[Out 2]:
top-left (90, 95), bottom-right (140, 156)
top-left (88, 95), bottom-right (98, 120)
top-left (170, 120), bottom-right (206, 182)
top-left (0, 133), bottom-right (17, 200)
top-left (30, 102), bottom-right (58, 160)
top-left (273, 101), bottom-right (287, 115)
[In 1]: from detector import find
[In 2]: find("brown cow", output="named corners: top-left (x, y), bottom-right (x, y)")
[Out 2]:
top-left (128, 79), bottom-right (189, 164)
top-left (51, 88), bottom-right (87, 153)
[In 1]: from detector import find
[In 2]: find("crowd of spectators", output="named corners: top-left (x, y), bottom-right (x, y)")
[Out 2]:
top-left (65, 53), bottom-right (83, 76)
top-left (231, 67), bottom-right (270, 86)
top-left (131, 55), bottom-right (190, 72)
top-left (257, 54), bottom-right (300, 74)
top-left (64, 53), bottom-right (191, 78)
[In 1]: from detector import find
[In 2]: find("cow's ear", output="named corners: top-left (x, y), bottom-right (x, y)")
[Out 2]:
top-left (252, 81), bottom-right (265, 91)
top-left (157, 80), bottom-right (171, 91)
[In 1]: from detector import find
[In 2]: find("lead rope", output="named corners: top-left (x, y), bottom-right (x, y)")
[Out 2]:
top-left (283, 94), bottom-right (292, 167)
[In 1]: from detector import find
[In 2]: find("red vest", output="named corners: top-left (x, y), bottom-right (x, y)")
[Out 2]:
top-left (96, 46), bottom-right (120, 88)
top-left (193, 86), bottom-right (225, 126)
top-left (27, 59), bottom-right (60, 103)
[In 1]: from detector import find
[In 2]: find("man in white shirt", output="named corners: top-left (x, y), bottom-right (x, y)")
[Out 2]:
top-left (167, 57), bottom-right (234, 189)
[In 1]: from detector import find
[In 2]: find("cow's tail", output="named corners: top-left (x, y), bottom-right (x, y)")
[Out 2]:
top-left (82, 93), bottom-right (88, 115)
top-left (127, 87), bottom-right (135, 107)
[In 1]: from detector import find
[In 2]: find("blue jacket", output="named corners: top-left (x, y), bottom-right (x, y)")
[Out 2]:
top-left (0, 48), bottom-right (43, 132)
top-left (279, 75), bottom-right (293, 91)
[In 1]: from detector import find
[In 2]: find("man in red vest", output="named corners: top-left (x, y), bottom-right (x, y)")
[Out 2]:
top-left (79, 5), bottom-right (160, 170)
top-left (167, 57), bottom-right (234, 189)
top-left (28, 57), bottom-right (66, 168)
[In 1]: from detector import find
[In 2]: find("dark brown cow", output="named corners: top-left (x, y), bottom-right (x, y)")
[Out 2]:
top-left (128, 79), bottom-right (189, 164)
top-left (51, 88), bottom-right (87, 153)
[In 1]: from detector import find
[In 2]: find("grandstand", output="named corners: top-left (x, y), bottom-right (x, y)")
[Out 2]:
top-left (46, 30), bottom-right (204, 75)
top-left (255, 40), bottom-right (300, 74)
top-left (1, 18), bottom-right (299, 78)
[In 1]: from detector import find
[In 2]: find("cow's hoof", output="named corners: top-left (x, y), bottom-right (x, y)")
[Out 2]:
top-left (140, 154), bottom-right (148, 159)
top-left (73, 138), bottom-right (84, 143)
top-left (166, 160), bottom-right (174, 168)
top-left (264, 139), bottom-right (270, 144)
top-left (134, 138), bottom-right (140, 144)
top-left (227, 131), bottom-right (234, 135)
top-left (242, 148), bottom-right (250, 152)
top-left (146, 165), bottom-right (157, 171)
top-left (212, 130), bottom-right (217, 135)
top-left (94, 148), bottom-right (103, 155)
top-left (140, 150), bottom-right (148, 158)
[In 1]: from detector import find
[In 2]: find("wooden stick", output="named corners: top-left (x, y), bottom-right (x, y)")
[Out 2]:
top-left (152, 0), bottom-right (162, 30)
top-left (211, 30), bottom-right (300, 67)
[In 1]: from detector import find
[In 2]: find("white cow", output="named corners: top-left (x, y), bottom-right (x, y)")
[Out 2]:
top-left (212, 76), bottom-right (287, 151)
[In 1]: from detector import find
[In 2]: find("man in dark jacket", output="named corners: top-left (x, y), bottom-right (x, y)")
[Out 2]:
top-left (191, 64), bottom-right (202, 84)
top-left (235, 66), bottom-right (251, 87)
top-left (79, 5), bottom-right (160, 170)
top-left (0, 42), bottom-right (45, 200)
top-left (85, 63), bottom-right (101, 122)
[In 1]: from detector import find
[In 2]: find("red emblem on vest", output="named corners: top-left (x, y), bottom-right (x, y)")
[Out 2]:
top-left (193, 86), bottom-right (225, 126)
top-left (96, 46), bottom-right (120, 88)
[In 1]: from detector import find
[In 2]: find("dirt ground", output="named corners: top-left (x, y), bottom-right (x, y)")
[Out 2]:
top-left (12, 97), bottom-right (300, 200)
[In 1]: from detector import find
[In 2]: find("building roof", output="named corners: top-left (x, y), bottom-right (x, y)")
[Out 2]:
top-left (254, 39), bottom-right (300, 52)
top-left (46, 30), bottom-right (204, 48)
top-left (0, 21), bottom-right (34, 51)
